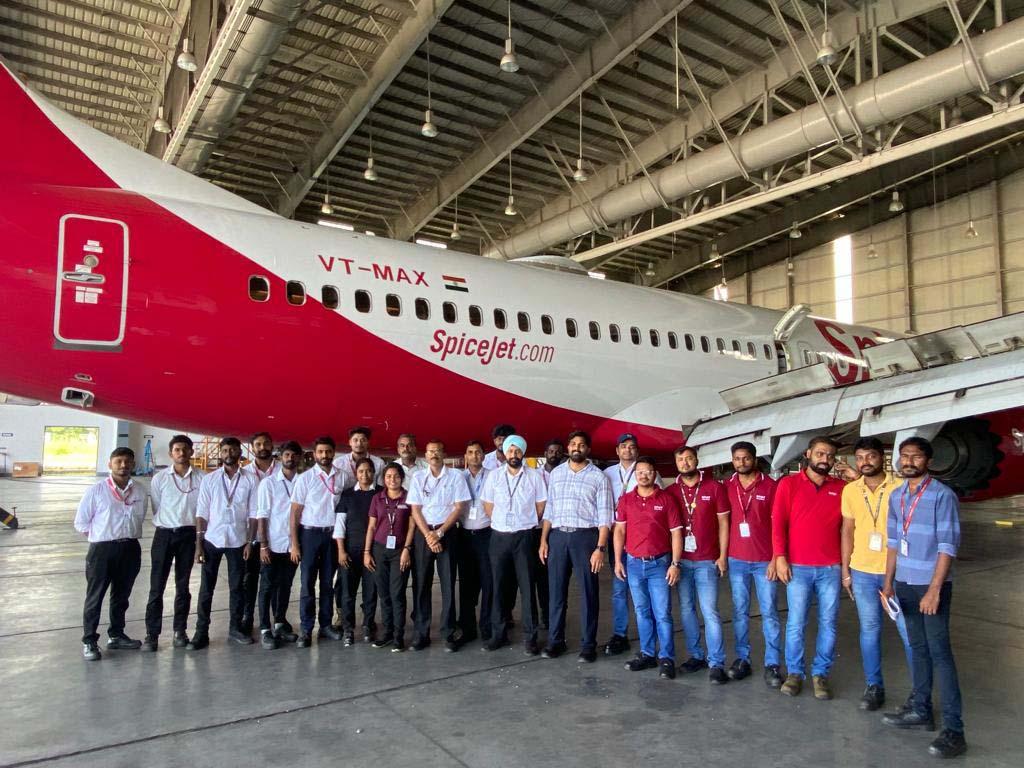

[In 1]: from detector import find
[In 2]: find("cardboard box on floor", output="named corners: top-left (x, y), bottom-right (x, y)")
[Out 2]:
top-left (12, 462), bottom-right (40, 478)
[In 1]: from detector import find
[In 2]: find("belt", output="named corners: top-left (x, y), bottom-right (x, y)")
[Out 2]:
top-left (104, 537), bottom-right (137, 544)
top-left (554, 526), bottom-right (598, 533)
top-left (461, 526), bottom-right (491, 534)
top-left (301, 525), bottom-right (333, 532)
top-left (632, 552), bottom-right (669, 562)
top-left (427, 524), bottom-right (444, 531)
top-left (158, 525), bottom-right (196, 533)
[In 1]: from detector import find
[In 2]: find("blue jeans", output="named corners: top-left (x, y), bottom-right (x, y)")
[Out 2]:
top-left (610, 547), bottom-right (630, 636)
top-left (676, 560), bottom-right (724, 668)
top-left (851, 569), bottom-right (912, 687)
top-left (626, 554), bottom-right (674, 661)
top-left (728, 558), bottom-right (780, 667)
top-left (785, 564), bottom-right (840, 678)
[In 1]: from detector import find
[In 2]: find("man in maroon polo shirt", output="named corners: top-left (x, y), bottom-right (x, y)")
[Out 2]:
top-left (725, 441), bottom-right (782, 687)
top-left (665, 445), bottom-right (731, 684)
top-left (613, 456), bottom-right (684, 680)
top-left (772, 436), bottom-right (846, 700)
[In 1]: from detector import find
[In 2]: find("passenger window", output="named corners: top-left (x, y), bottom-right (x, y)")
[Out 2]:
top-left (700, 336), bottom-right (710, 353)
top-left (732, 340), bottom-right (741, 353)
top-left (286, 281), bottom-right (306, 306)
top-left (650, 329), bottom-right (660, 347)
top-left (541, 315), bottom-right (553, 335)
top-left (248, 275), bottom-right (269, 302)
top-left (494, 309), bottom-right (507, 329)
top-left (609, 324), bottom-right (621, 343)
top-left (385, 293), bottom-right (401, 317)
top-left (518, 312), bottom-right (530, 332)
top-left (443, 302), bottom-right (457, 323)
top-left (668, 332), bottom-right (678, 350)
top-left (630, 326), bottom-right (641, 345)
top-left (716, 337), bottom-right (726, 352)
top-left (764, 344), bottom-right (773, 360)
top-left (354, 290), bottom-right (371, 313)
top-left (415, 298), bottom-right (430, 320)
top-left (589, 321), bottom-right (600, 340)
top-left (566, 318), bottom-right (578, 338)
top-left (469, 305), bottom-right (482, 326)
top-left (321, 285), bottom-right (339, 309)
top-left (684, 333), bottom-right (695, 351)
top-left (747, 342), bottom-right (757, 358)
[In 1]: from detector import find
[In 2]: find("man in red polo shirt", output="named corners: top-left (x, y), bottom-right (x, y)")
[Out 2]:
top-left (666, 445), bottom-right (730, 684)
top-left (773, 436), bottom-right (846, 700)
top-left (613, 456), bottom-right (684, 680)
top-left (725, 441), bottom-right (781, 687)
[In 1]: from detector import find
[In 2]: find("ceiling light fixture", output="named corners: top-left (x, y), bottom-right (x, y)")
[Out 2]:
top-left (708, 241), bottom-right (720, 266)
top-left (949, 104), bottom-right (964, 127)
top-left (816, 1), bottom-right (837, 67)
top-left (644, 261), bottom-right (655, 277)
top-left (965, 219), bottom-right (979, 238)
top-left (889, 190), bottom-right (904, 213)
top-left (789, 222), bottom-right (802, 239)
top-left (500, 1), bottom-right (520, 73)
top-left (363, 124), bottom-right (378, 181)
top-left (573, 93), bottom-right (588, 182)
top-left (153, 105), bottom-right (171, 134)
top-left (504, 153), bottom-right (517, 216)
top-left (320, 171), bottom-right (334, 215)
top-left (176, 38), bottom-right (198, 72)
top-left (450, 197), bottom-right (462, 240)
top-left (421, 35), bottom-right (438, 137)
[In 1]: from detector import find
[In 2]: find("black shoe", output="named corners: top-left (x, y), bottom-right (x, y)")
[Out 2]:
top-left (709, 666), bottom-right (729, 685)
top-left (187, 633), bottom-right (209, 651)
top-left (82, 642), bottom-right (101, 661)
top-left (679, 657), bottom-right (708, 674)
top-left (363, 626), bottom-right (376, 643)
top-left (603, 634), bottom-right (630, 656)
top-left (524, 640), bottom-right (540, 656)
top-left (260, 631), bottom-right (279, 650)
top-left (318, 626), bottom-right (343, 642)
top-left (764, 664), bottom-right (784, 689)
top-left (343, 631), bottom-right (355, 647)
top-left (141, 635), bottom-right (158, 653)
top-left (859, 684), bottom-right (886, 711)
top-left (172, 631), bottom-right (190, 648)
top-left (625, 654), bottom-right (658, 672)
top-left (577, 649), bottom-right (597, 663)
top-left (928, 729), bottom-right (967, 758)
top-left (727, 658), bottom-right (751, 680)
top-left (274, 624), bottom-right (298, 644)
top-left (411, 637), bottom-right (430, 651)
top-left (882, 709), bottom-right (936, 731)
top-left (658, 659), bottom-right (676, 679)
top-left (372, 635), bottom-right (394, 649)
top-left (483, 637), bottom-right (510, 652)
top-left (229, 628), bottom-right (254, 645)
top-left (296, 634), bottom-right (312, 648)
top-left (391, 640), bottom-right (406, 653)
top-left (241, 617), bottom-right (254, 636)
top-left (541, 642), bottom-right (567, 659)
top-left (445, 638), bottom-right (462, 653)
top-left (106, 634), bottom-right (142, 650)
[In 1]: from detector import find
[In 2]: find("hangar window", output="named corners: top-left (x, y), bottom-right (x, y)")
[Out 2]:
top-left (385, 294), bottom-right (401, 317)
top-left (609, 324), bottom-right (620, 343)
top-left (286, 281), bottom-right (306, 306)
top-left (566, 318), bottom-right (578, 338)
top-left (443, 302), bottom-right (458, 323)
top-left (700, 336), bottom-right (711, 353)
top-left (650, 329), bottom-right (660, 347)
top-left (684, 333), bottom-right (695, 351)
top-left (716, 337), bottom-right (726, 353)
top-left (589, 321), bottom-right (600, 341)
top-left (354, 290), bottom-right (371, 313)
top-left (630, 326), bottom-right (641, 345)
top-left (494, 309), bottom-right (507, 329)
top-left (541, 315), bottom-right (553, 335)
top-left (321, 285), bottom-right (339, 310)
top-left (248, 275), bottom-right (270, 302)
top-left (668, 332), bottom-right (678, 350)
top-left (518, 312), bottom-right (530, 332)
top-left (469, 305), bottom-right (482, 326)
top-left (415, 298), bottom-right (430, 320)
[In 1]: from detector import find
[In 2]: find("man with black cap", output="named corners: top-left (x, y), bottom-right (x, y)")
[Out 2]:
top-left (483, 424), bottom-right (516, 471)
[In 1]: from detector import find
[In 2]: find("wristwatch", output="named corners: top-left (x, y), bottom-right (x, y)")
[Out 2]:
top-left (671, 561), bottom-right (684, 568)
top-left (436, 528), bottom-right (445, 539)
top-left (596, 545), bottom-right (606, 552)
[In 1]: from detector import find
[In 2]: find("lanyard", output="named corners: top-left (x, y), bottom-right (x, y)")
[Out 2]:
top-left (504, 470), bottom-right (525, 504)
top-left (280, 475), bottom-right (294, 497)
top-left (221, 470), bottom-right (241, 505)
top-left (467, 470), bottom-right (484, 502)
top-left (678, 477), bottom-right (700, 530)
top-left (318, 470), bottom-right (336, 496)
top-left (862, 481), bottom-right (887, 530)
top-left (734, 474), bottom-right (761, 521)
top-left (252, 461), bottom-right (273, 481)
top-left (422, 470), bottom-right (443, 498)
top-left (107, 477), bottom-right (133, 506)
top-left (900, 478), bottom-right (931, 538)
top-left (170, 469), bottom-right (193, 494)
top-left (618, 463), bottom-right (636, 493)
top-left (384, 494), bottom-right (404, 533)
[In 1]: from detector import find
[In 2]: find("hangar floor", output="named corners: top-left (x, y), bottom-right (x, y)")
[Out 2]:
top-left (0, 476), bottom-right (1021, 767)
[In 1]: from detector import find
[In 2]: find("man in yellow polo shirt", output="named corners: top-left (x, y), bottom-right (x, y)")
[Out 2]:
top-left (841, 437), bottom-right (913, 712)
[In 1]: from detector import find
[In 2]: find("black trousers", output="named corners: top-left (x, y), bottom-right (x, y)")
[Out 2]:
top-left (531, 527), bottom-right (549, 628)
top-left (258, 552), bottom-right (298, 631)
top-left (144, 526), bottom-right (196, 638)
top-left (82, 539), bottom-right (141, 643)
top-left (335, 536), bottom-right (378, 631)
top-left (242, 538), bottom-right (261, 624)
top-left (490, 530), bottom-right (537, 643)
top-left (412, 528), bottom-right (459, 641)
top-left (457, 527), bottom-right (493, 640)
top-left (547, 528), bottom-right (600, 652)
top-left (298, 527), bottom-right (336, 633)
top-left (373, 542), bottom-right (410, 640)
top-left (195, 540), bottom-right (246, 636)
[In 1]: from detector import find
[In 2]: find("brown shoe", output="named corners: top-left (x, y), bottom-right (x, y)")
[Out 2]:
top-left (780, 674), bottom-right (803, 697)
top-left (813, 675), bottom-right (833, 700)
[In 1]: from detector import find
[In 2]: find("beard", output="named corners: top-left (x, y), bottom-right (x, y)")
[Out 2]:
top-left (256, 449), bottom-right (272, 460)
top-left (679, 469), bottom-right (699, 479)
top-left (317, 457), bottom-right (333, 469)
top-left (900, 465), bottom-right (925, 477)
top-left (569, 450), bottom-right (586, 463)
top-left (507, 456), bottom-right (523, 468)
top-left (860, 463), bottom-right (883, 477)
top-left (735, 465), bottom-right (754, 475)
top-left (222, 454), bottom-right (238, 466)
top-left (282, 459), bottom-right (297, 470)
top-left (808, 461), bottom-right (832, 476)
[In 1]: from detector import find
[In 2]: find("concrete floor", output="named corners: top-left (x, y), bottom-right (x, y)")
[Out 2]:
top-left (0, 476), bottom-right (1021, 768)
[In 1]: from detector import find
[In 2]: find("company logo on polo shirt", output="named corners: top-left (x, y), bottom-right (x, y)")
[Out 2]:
top-left (701, 495), bottom-right (711, 501)
top-left (653, 505), bottom-right (664, 511)
top-left (755, 495), bottom-right (766, 501)
top-left (827, 491), bottom-right (838, 496)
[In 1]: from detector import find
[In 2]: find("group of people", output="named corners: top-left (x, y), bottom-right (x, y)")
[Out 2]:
top-left (72, 425), bottom-right (966, 758)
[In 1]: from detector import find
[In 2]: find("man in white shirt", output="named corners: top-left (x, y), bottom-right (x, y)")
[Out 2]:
top-left (74, 447), bottom-right (146, 661)
top-left (188, 437), bottom-right (260, 650)
top-left (407, 439), bottom-right (471, 651)
top-left (602, 433), bottom-right (645, 657)
top-left (482, 424), bottom-right (515, 471)
top-left (334, 426), bottom-right (386, 486)
top-left (289, 436), bottom-right (345, 646)
top-left (456, 440), bottom-right (492, 646)
top-left (396, 433), bottom-right (429, 490)
top-left (482, 434), bottom-right (547, 655)
top-left (255, 441), bottom-right (303, 650)
top-left (142, 435), bottom-right (204, 652)
top-left (241, 431), bottom-right (278, 635)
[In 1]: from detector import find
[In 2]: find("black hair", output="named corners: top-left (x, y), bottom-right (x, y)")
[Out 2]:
top-left (491, 424), bottom-right (516, 438)
top-left (280, 440), bottom-right (303, 455)
top-left (425, 438), bottom-right (445, 450)
top-left (730, 441), bottom-right (756, 457)
top-left (635, 455), bottom-right (658, 471)
top-left (567, 430), bottom-right (591, 447)
top-left (674, 444), bottom-right (698, 459)
top-left (168, 434), bottom-right (193, 451)
top-left (219, 436), bottom-right (242, 449)
top-left (251, 431), bottom-right (273, 443)
top-left (382, 462), bottom-right (405, 481)
top-left (898, 436), bottom-right (934, 459)
top-left (349, 426), bottom-right (372, 439)
top-left (465, 439), bottom-right (485, 451)
top-left (853, 436), bottom-right (885, 454)
top-left (110, 447), bottom-right (135, 460)
top-left (353, 457), bottom-right (376, 475)
top-left (313, 435), bottom-right (336, 450)
top-left (545, 438), bottom-right (566, 449)
top-left (807, 436), bottom-right (839, 451)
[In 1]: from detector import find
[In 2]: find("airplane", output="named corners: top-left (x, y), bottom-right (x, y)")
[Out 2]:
top-left (1, 61), bottom-right (1021, 499)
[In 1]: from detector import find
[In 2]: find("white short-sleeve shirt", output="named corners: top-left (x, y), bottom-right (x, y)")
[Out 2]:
top-left (406, 465), bottom-right (471, 526)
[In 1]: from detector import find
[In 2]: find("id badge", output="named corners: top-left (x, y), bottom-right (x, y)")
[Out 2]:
top-left (386, 535), bottom-right (397, 550)
top-left (899, 538), bottom-right (909, 557)
top-left (868, 532), bottom-right (884, 552)
top-left (684, 534), bottom-right (697, 552)
top-left (469, 504), bottom-right (479, 521)
top-left (738, 522), bottom-right (751, 538)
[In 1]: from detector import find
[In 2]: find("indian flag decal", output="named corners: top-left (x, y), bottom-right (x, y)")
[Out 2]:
top-left (443, 275), bottom-right (468, 292)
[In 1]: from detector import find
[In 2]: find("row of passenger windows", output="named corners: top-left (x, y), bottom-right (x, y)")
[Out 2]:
top-left (248, 275), bottom-right (774, 361)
